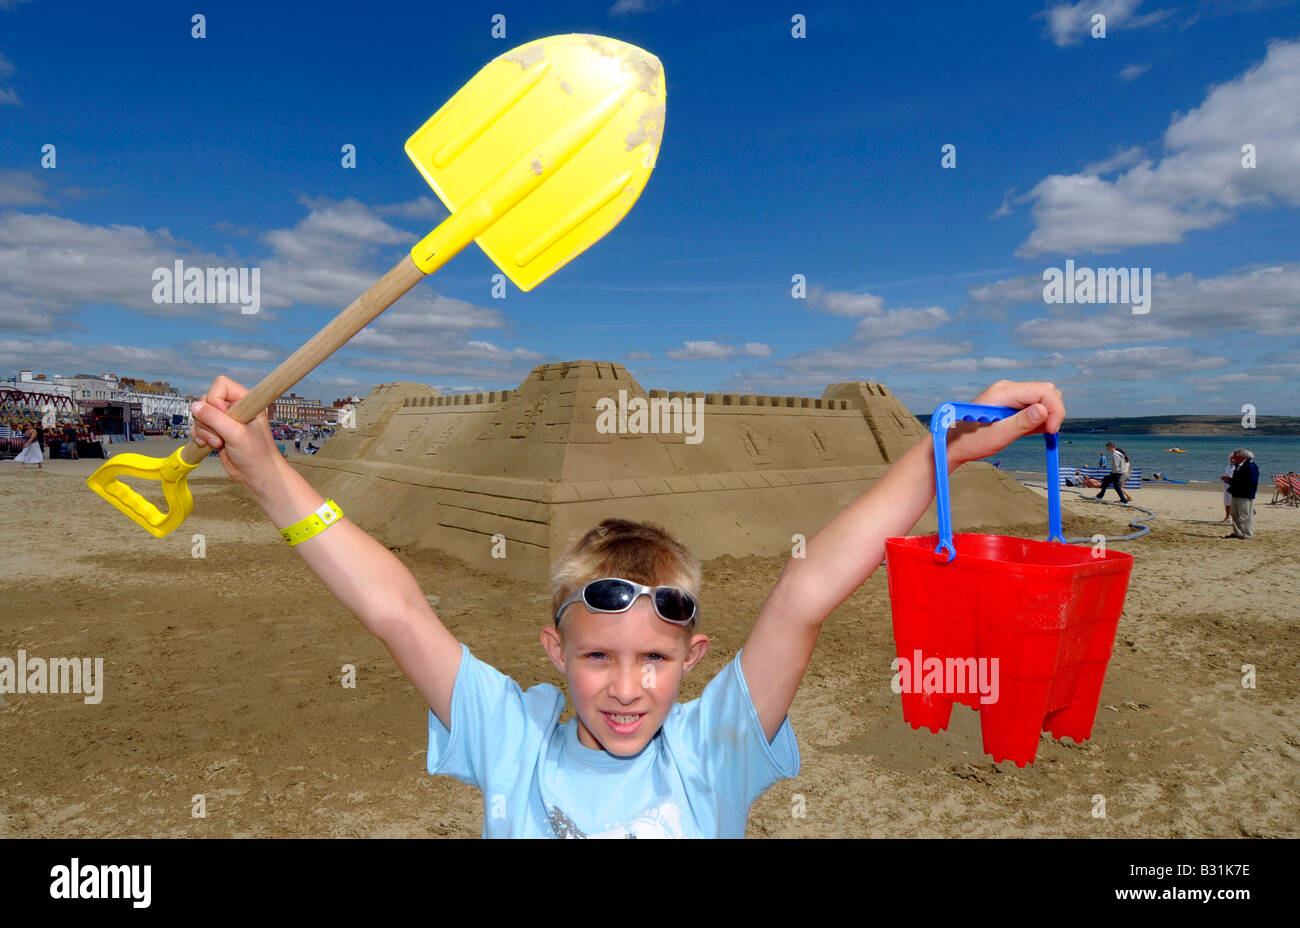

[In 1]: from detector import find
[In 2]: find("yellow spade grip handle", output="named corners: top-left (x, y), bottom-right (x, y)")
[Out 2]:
top-left (86, 447), bottom-right (202, 538)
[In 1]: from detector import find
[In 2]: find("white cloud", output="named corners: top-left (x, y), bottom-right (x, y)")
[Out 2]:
top-left (1018, 171), bottom-right (1228, 256)
top-left (663, 340), bottom-right (775, 360)
top-left (0, 294), bottom-right (82, 334)
top-left (1140, 263), bottom-right (1300, 336)
top-left (625, 350), bottom-right (652, 360)
top-left (0, 199), bottom-right (508, 336)
top-left (356, 297), bottom-right (505, 335)
top-left (974, 262), bottom-right (1300, 347)
top-left (181, 340), bottom-right (283, 363)
top-left (1079, 146), bottom-right (1147, 175)
top-left (374, 197), bottom-right (445, 220)
top-left (774, 336), bottom-right (973, 379)
top-left (1016, 38), bottom-right (1300, 255)
top-left (0, 172), bottom-right (52, 206)
top-left (0, 198), bottom-right (542, 391)
top-left (0, 50), bottom-right (17, 105)
top-left (1198, 372), bottom-right (1262, 383)
top-left (0, 49), bottom-right (15, 105)
top-left (0, 337), bottom-right (192, 380)
top-left (666, 340), bottom-right (739, 360)
top-left (1073, 345), bottom-right (1231, 379)
top-left (853, 305), bottom-right (950, 339)
top-left (807, 286), bottom-right (884, 316)
top-left (609, 0), bottom-right (676, 15)
top-left (1120, 62), bottom-right (1152, 81)
top-left (0, 211), bottom-right (233, 324)
top-left (1038, 0), bottom-right (1173, 47)
top-left (1012, 315), bottom-right (1185, 348)
top-left (259, 196), bottom-right (407, 267)
top-left (912, 357), bottom-right (1030, 374)
top-left (809, 286), bottom-right (952, 339)
top-left (968, 275), bottom-right (1045, 306)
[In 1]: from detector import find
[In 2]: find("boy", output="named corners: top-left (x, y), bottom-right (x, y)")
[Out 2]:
top-left (189, 376), bottom-right (1064, 837)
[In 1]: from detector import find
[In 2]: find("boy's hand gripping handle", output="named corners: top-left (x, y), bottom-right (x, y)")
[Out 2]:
top-left (929, 401), bottom-right (1064, 562)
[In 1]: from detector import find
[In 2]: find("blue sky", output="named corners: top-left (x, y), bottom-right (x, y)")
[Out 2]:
top-left (1, 0), bottom-right (1298, 417)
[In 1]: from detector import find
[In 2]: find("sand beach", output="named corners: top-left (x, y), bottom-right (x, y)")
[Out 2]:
top-left (0, 436), bottom-right (1295, 837)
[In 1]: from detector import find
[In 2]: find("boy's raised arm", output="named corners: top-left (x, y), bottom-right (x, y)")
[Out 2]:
top-left (249, 457), bottom-right (463, 728)
top-left (190, 378), bottom-right (462, 729)
top-left (739, 381), bottom-right (1066, 741)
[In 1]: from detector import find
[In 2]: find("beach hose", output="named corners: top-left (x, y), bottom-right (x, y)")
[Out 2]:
top-left (1018, 481), bottom-right (1155, 544)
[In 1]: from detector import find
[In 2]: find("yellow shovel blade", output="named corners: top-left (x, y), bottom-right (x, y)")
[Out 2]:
top-left (86, 447), bottom-right (201, 538)
top-left (405, 34), bottom-right (665, 291)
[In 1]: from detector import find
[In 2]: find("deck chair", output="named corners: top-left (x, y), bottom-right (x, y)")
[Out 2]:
top-left (1284, 475), bottom-right (1300, 508)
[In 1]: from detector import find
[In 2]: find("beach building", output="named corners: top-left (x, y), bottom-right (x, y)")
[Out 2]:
top-left (272, 391), bottom-right (340, 425)
top-left (117, 377), bottom-right (191, 432)
top-left (5, 370), bottom-right (75, 400)
top-left (27, 371), bottom-right (196, 440)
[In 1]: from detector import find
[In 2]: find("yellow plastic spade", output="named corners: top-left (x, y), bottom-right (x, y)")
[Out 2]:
top-left (87, 34), bottom-right (666, 538)
top-left (87, 446), bottom-right (202, 537)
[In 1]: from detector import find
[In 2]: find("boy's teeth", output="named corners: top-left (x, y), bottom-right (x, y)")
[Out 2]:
top-left (607, 713), bottom-right (639, 723)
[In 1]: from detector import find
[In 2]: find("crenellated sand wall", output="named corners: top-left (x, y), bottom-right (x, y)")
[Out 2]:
top-left (293, 361), bottom-right (1045, 580)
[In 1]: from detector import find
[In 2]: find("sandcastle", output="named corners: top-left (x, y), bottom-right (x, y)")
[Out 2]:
top-left (293, 361), bottom-right (1046, 581)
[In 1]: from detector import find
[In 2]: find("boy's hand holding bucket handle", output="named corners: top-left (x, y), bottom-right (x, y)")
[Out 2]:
top-left (740, 380), bottom-right (1064, 743)
top-left (944, 380), bottom-right (1066, 469)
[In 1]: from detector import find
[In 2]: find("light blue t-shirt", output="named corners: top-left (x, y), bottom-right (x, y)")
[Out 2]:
top-left (427, 644), bottom-right (800, 838)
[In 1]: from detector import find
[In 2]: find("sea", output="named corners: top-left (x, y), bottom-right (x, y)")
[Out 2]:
top-left (980, 433), bottom-right (1300, 483)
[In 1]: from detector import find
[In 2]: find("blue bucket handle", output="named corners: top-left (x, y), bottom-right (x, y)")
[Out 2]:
top-left (930, 401), bottom-right (1063, 562)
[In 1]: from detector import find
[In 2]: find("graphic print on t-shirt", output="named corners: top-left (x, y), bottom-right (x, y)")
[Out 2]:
top-left (547, 800), bottom-right (689, 838)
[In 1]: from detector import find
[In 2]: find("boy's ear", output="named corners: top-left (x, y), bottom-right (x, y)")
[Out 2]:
top-left (539, 626), bottom-right (567, 675)
top-left (682, 634), bottom-right (710, 673)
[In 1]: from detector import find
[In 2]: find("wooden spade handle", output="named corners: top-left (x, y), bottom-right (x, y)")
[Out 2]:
top-left (180, 254), bottom-right (426, 466)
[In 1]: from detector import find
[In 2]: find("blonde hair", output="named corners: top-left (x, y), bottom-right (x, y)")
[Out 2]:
top-left (551, 518), bottom-right (701, 631)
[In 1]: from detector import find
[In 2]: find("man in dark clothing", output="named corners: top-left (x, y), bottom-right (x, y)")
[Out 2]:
top-left (1225, 449), bottom-right (1259, 539)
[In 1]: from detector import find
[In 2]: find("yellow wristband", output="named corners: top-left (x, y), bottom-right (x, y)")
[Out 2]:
top-left (280, 499), bottom-right (343, 546)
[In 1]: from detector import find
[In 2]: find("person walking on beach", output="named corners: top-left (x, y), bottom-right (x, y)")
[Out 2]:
top-left (294, 431), bottom-right (302, 454)
top-left (14, 421), bottom-right (44, 469)
top-left (1220, 452), bottom-right (1235, 522)
top-left (1224, 449), bottom-right (1259, 539)
top-left (1095, 441), bottom-right (1130, 503)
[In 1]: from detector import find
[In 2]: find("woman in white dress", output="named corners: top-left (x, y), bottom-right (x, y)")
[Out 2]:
top-left (14, 422), bottom-right (43, 469)
top-left (1221, 453), bottom-right (1235, 521)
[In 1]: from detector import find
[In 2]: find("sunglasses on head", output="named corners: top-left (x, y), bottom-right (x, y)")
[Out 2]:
top-left (555, 577), bottom-right (698, 627)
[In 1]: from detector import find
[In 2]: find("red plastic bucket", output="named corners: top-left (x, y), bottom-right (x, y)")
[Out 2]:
top-left (884, 402), bottom-right (1135, 766)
